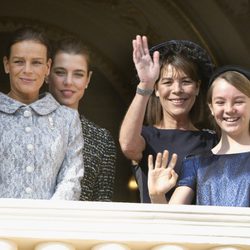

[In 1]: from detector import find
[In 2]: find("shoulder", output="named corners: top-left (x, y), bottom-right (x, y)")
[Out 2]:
top-left (184, 149), bottom-right (212, 161)
top-left (201, 128), bottom-right (216, 135)
top-left (80, 115), bottom-right (114, 142)
top-left (35, 93), bottom-right (79, 119)
top-left (142, 125), bottom-right (160, 137)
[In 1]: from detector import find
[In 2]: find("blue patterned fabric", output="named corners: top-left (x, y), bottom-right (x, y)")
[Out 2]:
top-left (0, 92), bottom-right (84, 200)
top-left (178, 151), bottom-right (250, 207)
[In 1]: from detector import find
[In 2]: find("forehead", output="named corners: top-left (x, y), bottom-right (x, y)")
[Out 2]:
top-left (161, 64), bottom-right (187, 78)
top-left (10, 40), bottom-right (47, 53)
top-left (10, 40), bottom-right (47, 57)
top-left (212, 78), bottom-right (244, 97)
top-left (53, 52), bottom-right (88, 69)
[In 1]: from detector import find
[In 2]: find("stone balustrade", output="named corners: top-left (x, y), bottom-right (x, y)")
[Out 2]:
top-left (0, 199), bottom-right (250, 250)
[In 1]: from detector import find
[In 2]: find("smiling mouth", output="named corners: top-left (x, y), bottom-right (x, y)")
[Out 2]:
top-left (169, 98), bottom-right (187, 104)
top-left (20, 78), bottom-right (34, 83)
top-left (223, 117), bottom-right (240, 122)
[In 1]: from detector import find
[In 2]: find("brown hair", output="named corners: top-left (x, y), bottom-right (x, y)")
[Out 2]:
top-left (52, 36), bottom-right (91, 74)
top-left (207, 70), bottom-right (250, 134)
top-left (5, 26), bottom-right (51, 60)
top-left (145, 55), bottom-right (208, 128)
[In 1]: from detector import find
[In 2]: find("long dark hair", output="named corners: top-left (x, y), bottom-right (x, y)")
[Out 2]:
top-left (145, 40), bottom-right (215, 128)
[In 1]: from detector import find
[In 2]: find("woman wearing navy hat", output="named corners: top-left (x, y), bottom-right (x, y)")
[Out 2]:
top-left (119, 35), bottom-right (218, 203)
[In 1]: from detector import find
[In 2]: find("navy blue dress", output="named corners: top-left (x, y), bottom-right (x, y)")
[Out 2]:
top-left (178, 151), bottom-right (250, 207)
top-left (133, 126), bottom-right (218, 203)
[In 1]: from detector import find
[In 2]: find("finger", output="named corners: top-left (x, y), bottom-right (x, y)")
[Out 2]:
top-left (153, 51), bottom-right (160, 65)
top-left (155, 152), bottom-right (162, 168)
top-left (132, 39), bottom-right (136, 51)
top-left (136, 35), bottom-right (144, 56)
top-left (142, 36), bottom-right (149, 55)
top-left (148, 154), bottom-right (154, 171)
top-left (170, 170), bottom-right (178, 185)
top-left (161, 150), bottom-right (169, 168)
top-left (168, 153), bottom-right (178, 169)
top-left (133, 38), bottom-right (142, 63)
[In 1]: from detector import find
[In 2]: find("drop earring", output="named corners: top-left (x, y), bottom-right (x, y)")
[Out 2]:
top-left (44, 75), bottom-right (49, 84)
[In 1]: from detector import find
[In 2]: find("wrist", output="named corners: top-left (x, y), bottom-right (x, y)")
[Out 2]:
top-left (136, 86), bottom-right (154, 96)
top-left (149, 192), bottom-right (167, 204)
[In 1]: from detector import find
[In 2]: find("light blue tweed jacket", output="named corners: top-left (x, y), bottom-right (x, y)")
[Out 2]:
top-left (0, 92), bottom-right (84, 200)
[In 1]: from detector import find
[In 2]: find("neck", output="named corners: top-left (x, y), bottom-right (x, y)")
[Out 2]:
top-left (8, 91), bottom-right (39, 104)
top-left (212, 131), bottom-right (250, 154)
top-left (157, 114), bottom-right (197, 131)
top-left (68, 102), bottom-right (79, 110)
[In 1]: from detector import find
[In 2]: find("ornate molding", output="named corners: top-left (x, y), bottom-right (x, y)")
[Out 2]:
top-left (1, 199), bottom-right (250, 249)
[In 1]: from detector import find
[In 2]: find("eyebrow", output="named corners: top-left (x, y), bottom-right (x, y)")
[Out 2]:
top-left (213, 95), bottom-right (246, 99)
top-left (11, 56), bottom-right (45, 61)
top-left (53, 67), bottom-right (86, 73)
top-left (160, 76), bottom-right (191, 81)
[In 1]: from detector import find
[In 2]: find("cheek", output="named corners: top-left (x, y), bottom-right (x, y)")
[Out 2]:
top-left (157, 87), bottom-right (170, 96)
top-left (187, 86), bottom-right (199, 96)
top-left (75, 79), bottom-right (88, 91)
top-left (51, 76), bottom-right (64, 87)
top-left (213, 109), bottom-right (223, 120)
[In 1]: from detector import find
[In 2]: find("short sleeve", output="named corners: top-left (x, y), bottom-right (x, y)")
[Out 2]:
top-left (177, 156), bottom-right (198, 191)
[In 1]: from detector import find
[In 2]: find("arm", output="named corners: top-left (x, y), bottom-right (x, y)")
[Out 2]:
top-left (51, 111), bottom-right (84, 200)
top-left (119, 35), bottom-right (160, 162)
top-left (169, 186), bottom-right (194, 204)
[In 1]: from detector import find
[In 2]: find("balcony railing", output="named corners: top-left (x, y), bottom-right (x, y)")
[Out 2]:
top-left (0, 198), bottom-right (250, 250)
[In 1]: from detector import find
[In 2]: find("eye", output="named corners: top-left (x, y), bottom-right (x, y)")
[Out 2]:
top-left (182, 79), bottom-right (194, 85)
top-left (161, 80), bottom-right (172, 86)
top-left (33, 61), bottom-right (43, 65)
top-left (235, 100), bottom-right (244, 105)
top-left (54, 70), bottom-right (66, 76)
top-left (74, 73), bottom-right (84, 78)
top-left (214, 101), bottom-right (225, 105)
top-left (13, 60), bottom-right (24, 65)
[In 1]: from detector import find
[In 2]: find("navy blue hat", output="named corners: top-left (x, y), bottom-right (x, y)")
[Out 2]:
top-left (208, 65), bottom-right (250, 86)
top-left (149, 40), bottom-right (215, 87)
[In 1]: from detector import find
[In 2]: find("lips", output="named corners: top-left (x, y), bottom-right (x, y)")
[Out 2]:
top-left (169, 98), bottom-right (187, 105)
top-left (61, 89), bottom-right (75, 98)
top-left (223, 117), bottom-right (240, 122)
top-left (20, 77), bottom-right (35, 83)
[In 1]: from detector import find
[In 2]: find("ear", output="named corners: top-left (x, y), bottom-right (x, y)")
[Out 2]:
top-left (85, 70), bottom-right (93, 89)
top-left (46, 58), bottom-right (52, 76)
top-left (154, 84), bottom-right (159, 97)
top-left (3, 56), bottom-right (9, 74)
top-left (208, 103), bottom-right (214, 116)
top-left (195, 80), bottom-right (201, 96)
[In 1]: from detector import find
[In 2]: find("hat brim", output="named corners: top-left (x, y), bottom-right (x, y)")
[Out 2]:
top-left (208, 65), bottom-right (250, 86)
top-left (149, 39), bottom-right (215, 88)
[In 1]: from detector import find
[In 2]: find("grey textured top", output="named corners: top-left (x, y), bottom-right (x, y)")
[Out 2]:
top-left (0, 92), bottom-right (84, 200)
top-left (79, 115), bottom-right (116, 201)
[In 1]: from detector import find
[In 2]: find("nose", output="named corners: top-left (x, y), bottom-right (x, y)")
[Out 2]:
top-left (23, 62), bottom-right (32, 73)
top-left (172, 82), bottom-right (183, 94)
top-left (63, 74), bottom-right (73, 86)
top-left (225, 103), bottom-right (235, 113)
